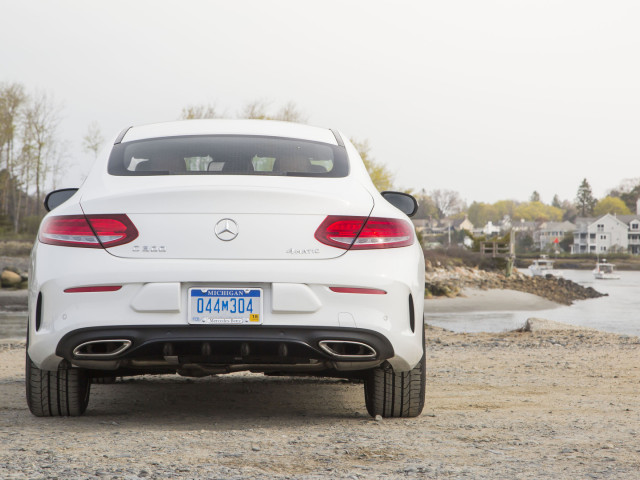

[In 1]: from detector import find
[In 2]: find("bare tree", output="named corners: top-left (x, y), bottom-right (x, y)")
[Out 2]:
top-left (237, 100), bottom-right (308, 123)
top-left (180, 100), bottom-right (308, 123)
top-left (430, 189), bottom-right (465, 218)
top-left (272, 101), bottom-right (308, 123)
top-left (609, 177), bottom-right (640, 195)
top-left (0, 82), bottom-right (27, 216)
top-left (238, 99), bottom-right (270, 120)
top-left (13, 141), bottom-right (32, 232)
top-left (49, 140), bottom-right (69, 190)
top-left (21, 91), bottom-right (61, 213)
top-left (82, 121), bottom-right (104, 161)
top-left (608, 177), bottom-right (640, 212)
top-left (180, 104), bottom-right (222, 120)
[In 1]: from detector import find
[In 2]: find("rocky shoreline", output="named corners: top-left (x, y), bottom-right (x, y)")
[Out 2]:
top-left (425, 262), bottom-right (605, 305)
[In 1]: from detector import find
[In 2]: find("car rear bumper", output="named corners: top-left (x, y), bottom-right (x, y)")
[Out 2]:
top-left (55, 325), bottom-right (394, 373)
top-left (29, 243), bottom-right (425, 372)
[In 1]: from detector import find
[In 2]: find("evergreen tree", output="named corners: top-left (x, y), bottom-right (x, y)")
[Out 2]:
top-left (576, 178), bottom-right (597, 217)
top-left (551, 194), bottom-right (562, 208)
top-left (529, 191), bottom-right (541, 202)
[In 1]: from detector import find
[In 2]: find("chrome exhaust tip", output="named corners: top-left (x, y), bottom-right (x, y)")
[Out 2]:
top-left (72, 339), bottom-right (132, 358)
top-left (318, 340), bottom-right (377, 360)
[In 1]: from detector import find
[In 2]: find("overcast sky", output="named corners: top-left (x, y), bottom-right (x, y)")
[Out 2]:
top-left (2, 0), bottom-right (639, 205)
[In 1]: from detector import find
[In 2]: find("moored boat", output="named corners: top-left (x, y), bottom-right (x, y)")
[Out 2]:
top-left (593, 260), bottom-right (620, 280)
top-left (528, 255), bottom-right (563, 278)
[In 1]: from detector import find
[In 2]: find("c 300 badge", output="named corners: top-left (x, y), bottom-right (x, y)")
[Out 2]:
top-left (132, 245), bottom-right (166, 253)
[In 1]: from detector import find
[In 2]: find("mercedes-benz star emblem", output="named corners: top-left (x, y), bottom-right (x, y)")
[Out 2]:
top-left (214, 218), bottom-right (239, 241)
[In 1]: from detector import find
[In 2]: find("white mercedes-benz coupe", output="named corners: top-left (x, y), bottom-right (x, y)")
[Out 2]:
top-left (27, 119), bottom-right (425, 418)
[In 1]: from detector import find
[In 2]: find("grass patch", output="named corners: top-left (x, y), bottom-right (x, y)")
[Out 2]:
top-left (0, 241), bottom-right (34, 257)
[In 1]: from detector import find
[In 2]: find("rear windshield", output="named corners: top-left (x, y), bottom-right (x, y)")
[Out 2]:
top-left (108, 135), bottom-right (348, 177)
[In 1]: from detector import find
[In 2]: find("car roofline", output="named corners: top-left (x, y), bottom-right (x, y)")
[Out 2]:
top-left (119, 119), bottom-right (340, 146)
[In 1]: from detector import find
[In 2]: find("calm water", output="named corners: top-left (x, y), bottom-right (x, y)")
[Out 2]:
top-left (2, 270), bottom-right (640, 338)
top-left (424, 269), bottom-right (640, 336)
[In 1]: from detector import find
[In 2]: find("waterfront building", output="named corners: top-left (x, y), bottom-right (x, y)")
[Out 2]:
top-left (534, 221), bottom-right (576, 251)
top-left (571, 214), bottom-right (631, 254)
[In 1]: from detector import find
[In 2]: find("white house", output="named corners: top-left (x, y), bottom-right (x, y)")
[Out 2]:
top-left (613, 214), bottom-right (640, 254)
top-left (627, 216), bottom-right (640, 254)
top-left (571, 214), bottom-right (629, 254)
top-left (512, 219), bottom-right (538, 234)
top-left (482, 221), bottom-right (502, 236)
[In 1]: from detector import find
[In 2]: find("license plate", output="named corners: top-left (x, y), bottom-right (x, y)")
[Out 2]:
top-left (188, 288), bottom-right (263, 325)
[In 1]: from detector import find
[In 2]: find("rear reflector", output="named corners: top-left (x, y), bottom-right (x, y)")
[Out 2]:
top-left (64, 286), bottom-right (122, 293)
top-left (315, 216), bottom-right (413, 250)
top-left (329, 287), bottom-right (387, 295)
top-left (40, 215), bottom-right (138, 248)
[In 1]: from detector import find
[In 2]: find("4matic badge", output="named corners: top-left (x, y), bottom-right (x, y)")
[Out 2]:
top-left (285, 248), bottom-right (320, 254)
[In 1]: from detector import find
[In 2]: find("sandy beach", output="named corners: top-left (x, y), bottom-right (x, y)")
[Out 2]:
top-left (424, 287), bottom-right (561, 313)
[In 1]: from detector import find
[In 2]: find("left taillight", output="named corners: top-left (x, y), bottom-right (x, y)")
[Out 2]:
top-left (39, 215), bottom-right (138, 248)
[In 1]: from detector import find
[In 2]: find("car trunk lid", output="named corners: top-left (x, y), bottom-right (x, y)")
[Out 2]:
top-left (79, 177), bottom-right (373, 260)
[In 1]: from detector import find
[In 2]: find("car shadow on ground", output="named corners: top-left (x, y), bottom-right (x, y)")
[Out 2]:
top-left (82, 375), bottom-right (369, 428)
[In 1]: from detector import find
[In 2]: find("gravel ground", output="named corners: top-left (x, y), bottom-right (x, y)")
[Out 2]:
top-left (1, 325), bottom-right (639, 479)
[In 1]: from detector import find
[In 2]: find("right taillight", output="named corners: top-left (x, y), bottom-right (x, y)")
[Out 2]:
top-left (39, 214), bottom-right (138, 248)
top-left (315, 215), bottom-right (414, 250)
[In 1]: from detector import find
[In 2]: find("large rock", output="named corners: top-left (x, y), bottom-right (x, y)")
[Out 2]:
top-left (1, 269), bottom-right (22, 288)
top-left (521, 318), bottom-right (596, 332)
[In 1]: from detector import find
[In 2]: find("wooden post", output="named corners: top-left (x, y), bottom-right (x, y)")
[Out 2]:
top-left (480, 234), bottom-right (516, 276)
top-left (505, 228), bottom-right (515, 277)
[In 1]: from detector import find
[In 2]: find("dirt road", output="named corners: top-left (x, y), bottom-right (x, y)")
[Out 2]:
top-left (1, 325), bottom-right (639, 479)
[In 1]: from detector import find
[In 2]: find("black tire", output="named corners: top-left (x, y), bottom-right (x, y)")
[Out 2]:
top-left (364, 331), bottom-right (426, 418)
top-left (26, 352), bottom-right (91, 417)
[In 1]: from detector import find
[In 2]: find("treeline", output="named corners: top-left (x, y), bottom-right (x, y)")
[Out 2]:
top-left (410, 178), bottom-right (640, 225)
top-left (2, 84), bottom-right (639, 237)
top-left (0, 82), bottom-right (65, 235)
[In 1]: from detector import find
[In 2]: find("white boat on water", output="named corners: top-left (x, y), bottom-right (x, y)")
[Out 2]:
top-left (528, 256), bottom-right (563, 278)
top-left (593, 260), bottom-right (620, 280)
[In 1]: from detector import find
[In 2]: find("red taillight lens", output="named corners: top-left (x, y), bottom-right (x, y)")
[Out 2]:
top-left (64, 286), bottom-right (122, 293)
top-left (39, 215), bottom-right (138, 248)
top-left (315, 216), bottom-right (414, 250)
top-left (86, 215), bottom-right (139, 247)
top-left (39, 216), bottom-right (100, 247)
top-left (329, 287), bottom-right (387, 294)
top-left (314, 216), bottom-right (368, 249)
